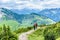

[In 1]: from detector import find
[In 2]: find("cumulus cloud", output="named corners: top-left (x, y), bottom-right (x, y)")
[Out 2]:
top-left (0, 0), bottom-right (60, 9)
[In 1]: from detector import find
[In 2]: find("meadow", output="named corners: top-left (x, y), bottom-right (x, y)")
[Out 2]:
top-left (0, 24), bottom-right (33, 40)
top-left (0, 21), bottom-right (60, 40)
top-left (28, 22), bottom-right (60, 40)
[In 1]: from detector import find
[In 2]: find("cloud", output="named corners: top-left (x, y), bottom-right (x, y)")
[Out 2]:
top-left (0, 0), bottom-right (60, 9)
top-left (1, 0), bottom-right (11, 3)
top-left (42, 0), bottom-right (60, 7)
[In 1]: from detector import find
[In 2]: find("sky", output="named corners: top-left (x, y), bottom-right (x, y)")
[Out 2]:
top-left (0, 0), bottom-right (60, 10)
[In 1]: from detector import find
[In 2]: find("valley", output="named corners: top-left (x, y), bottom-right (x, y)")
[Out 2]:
top-left (0, 8), bottom-right (60, 40)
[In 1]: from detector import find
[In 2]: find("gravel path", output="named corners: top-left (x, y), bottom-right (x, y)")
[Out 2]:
top-left (18, 27), bottom-right (40, 40)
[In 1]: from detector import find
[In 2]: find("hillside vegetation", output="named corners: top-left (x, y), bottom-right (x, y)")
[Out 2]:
top-left (0, 20), bottom-right (20, 31)
top-left (28, 22), bottom-right (60, 40)
top-left (0, 8), bottom-right (55, 27)
top-left (0, 24), bottom-right (33, 40)
top-left (0, 25), bottom-right (17, 40)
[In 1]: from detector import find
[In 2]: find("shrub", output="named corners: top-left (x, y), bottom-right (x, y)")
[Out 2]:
top-left (43, 25), bottom-right (56, 40)
top-left (40, 24), bottom-right (46, 27)
top-left (44, 31), bottom-right (56, 40)
top-left (15, 27), bottom-right (33, 34)
top-left (0, 25), bottom-right (17, 40)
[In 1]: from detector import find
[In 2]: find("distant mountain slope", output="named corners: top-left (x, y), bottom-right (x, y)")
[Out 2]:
top-left (11, 8), bottom-right (40, 14)
top-left (11, 8), bottom-right (60, 22)
top-left (0, 8), bottom-right (55, 27)
top-left (39, 8), bottom-right (60, 22)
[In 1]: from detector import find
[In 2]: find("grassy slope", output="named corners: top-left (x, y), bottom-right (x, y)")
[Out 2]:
top-left (28, 22), bottom-right (60, 40)
top-left (28, 29), bottom-right (44, 40)
top-left (0, 20), bottom-right (20, 31)
top-left (56, 22), bottom-right (60, 40)
top-left (28, 27), bottom-right (45, 40)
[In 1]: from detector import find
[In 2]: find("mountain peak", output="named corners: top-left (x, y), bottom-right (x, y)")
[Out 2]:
top-left (39, 8), bottom-right (60, 22)
top-left (0, 8), bottom-right (55, 26)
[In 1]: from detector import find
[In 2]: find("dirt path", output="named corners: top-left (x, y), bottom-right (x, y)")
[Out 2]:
top-left (18, 27), bottom-right (40, 40)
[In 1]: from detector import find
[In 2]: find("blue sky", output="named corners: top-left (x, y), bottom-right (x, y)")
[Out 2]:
top-left (0, 0), bottom-right (60, 9)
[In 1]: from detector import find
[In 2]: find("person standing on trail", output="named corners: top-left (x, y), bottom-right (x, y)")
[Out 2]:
top-left (33, 23), bottom-right (38, 30)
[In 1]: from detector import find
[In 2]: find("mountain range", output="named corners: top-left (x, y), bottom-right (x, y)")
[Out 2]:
top-left (39, 8), bottom-right (60, 22)
top-left (11, 8), bottom-right (60, 22)
top-left (0, 8), bottom-right (56, 28)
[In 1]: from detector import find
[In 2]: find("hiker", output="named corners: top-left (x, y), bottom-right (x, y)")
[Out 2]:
top-left (33, 23), bottom-right (38, 30)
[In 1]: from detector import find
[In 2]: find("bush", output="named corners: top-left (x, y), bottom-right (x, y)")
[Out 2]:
top-left (15, 27), bottom-right (33, 34)
top-left (44, 31), bottom-right (56, 40)
top-left (40, 24), bottom-right (46, 27)
top-left (43, 25), bottom-right (56, 40)
top-left (0, 25), bottom-right (17, 40)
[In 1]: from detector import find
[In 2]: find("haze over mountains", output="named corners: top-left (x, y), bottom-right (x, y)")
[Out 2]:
top-left (39, 8), bottom-right (60, 22)
top-left (12, 8), bottom-right (60, 22)
top-left (0, 7), bottom-right (60, 28)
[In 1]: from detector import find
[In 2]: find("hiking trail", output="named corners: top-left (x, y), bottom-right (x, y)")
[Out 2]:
top-left (18, 27), bottom-right (40, 40)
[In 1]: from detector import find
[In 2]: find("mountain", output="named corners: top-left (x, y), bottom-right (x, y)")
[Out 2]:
top-left (39, 8), bottom-right (60, 22)
top-left (11, 8), bottom-right (60, 22)
top-left (0, 8), bottom-right (55, 27)
top-left (11, 8), bottom-right (40, 14)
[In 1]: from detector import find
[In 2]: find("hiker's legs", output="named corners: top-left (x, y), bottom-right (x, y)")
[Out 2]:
top-left (34, 26), bottom-right (35, 30)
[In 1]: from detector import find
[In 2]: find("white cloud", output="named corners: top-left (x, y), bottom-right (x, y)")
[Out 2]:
top-left (26, 2), bottom-right (43, 9)
top-left (0, 0), bottom-right (60, 9)
top-left (1, 0), bottom-right (10, 3)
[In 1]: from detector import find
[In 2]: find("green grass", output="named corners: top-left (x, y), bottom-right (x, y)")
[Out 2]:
top-left (29, 35), bottom-right (44, 40)
top-left (0, 20), bottom-right (20, 31)
top-left (0, 24), bottom-right (33, 40)
top-left (56, 38), bottom-right (60, 40)
top-left (0, 20), bottom-right (34, 31)
top-left (0, 20), bottom-right (59, 40)
top-left (15, 27), bottom-right (33, 34)
top-left (28, 28), bottom-right (44, 40)
top-left (28, 22), bottom-right (60, 40)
